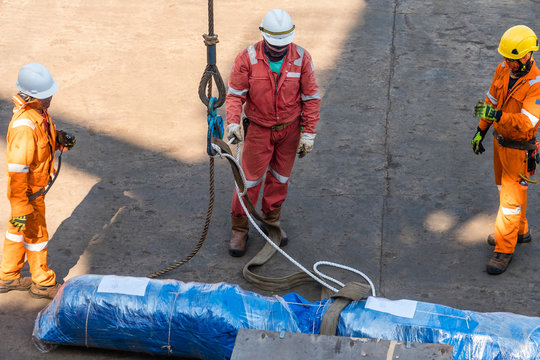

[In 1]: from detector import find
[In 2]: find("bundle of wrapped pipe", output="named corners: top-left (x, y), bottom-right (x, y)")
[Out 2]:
top-left (33, 275), bottom-right (540, 360)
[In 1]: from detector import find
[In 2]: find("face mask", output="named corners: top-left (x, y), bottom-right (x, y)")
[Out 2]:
top-left (263, 40), bottom-right (288, 62)
top-left (506, 56), bottom-right (533, 78)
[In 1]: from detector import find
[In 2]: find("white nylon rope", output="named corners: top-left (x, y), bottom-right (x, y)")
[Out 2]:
top-left (211, 139), bottom-right (376, 297)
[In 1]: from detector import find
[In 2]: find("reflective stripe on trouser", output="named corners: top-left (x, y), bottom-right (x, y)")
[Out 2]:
top-left (232, 120), bottom-right (300, 216)
top-left (492, 138), bottom-right (528, 253)
top-left (0, 197), bottom-right (56, 286)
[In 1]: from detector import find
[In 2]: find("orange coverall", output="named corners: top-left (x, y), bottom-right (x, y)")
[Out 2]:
top-left (0, 94), bottom-right (60, 286)
top-left (478, 59), bottom-right (540, 253)
top-left (226, 40), bottom-right (321, 216)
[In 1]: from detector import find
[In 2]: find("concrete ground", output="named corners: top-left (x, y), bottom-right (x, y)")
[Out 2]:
top-left (0, 0), bottom-right (539, 359)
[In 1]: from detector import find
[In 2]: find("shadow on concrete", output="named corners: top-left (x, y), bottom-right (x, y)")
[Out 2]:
top-left (1, 1), bottom-right (540, 359)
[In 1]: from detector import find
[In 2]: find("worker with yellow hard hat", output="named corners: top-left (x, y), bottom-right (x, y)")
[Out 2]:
top-left (472, 25), bottom-right (540, 274)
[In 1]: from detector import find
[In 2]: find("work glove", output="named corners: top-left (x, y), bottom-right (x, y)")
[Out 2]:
top-left (472, 127), bottom-right (488, 155)
top-left (10, 215), bottom-right (27, 232)
top-left (57, 130), bottom-right (76, 151)
top-left (474, 102), bottom-right (502, 122)
top-left (297, 132), bottom-right (316, 158)
top-left (226, 123), bottom-right (243, 144)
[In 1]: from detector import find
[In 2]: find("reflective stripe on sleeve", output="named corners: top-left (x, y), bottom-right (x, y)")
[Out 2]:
top-left (268, 166), bottom-right (289, 184)
top-left (228, 87), bottom-right (248, 96)
top-left (529, 76), bottom-right (540, 86)
top-left (246, 176), bottom-right (264, 189)
top-left (301, 92), bottom-right (321, 101)
top-left (501, 205), bottom-right (521, 215)
top-left (497, 185), bottom-right (501, 191)
top-left (12, 118), bottom-right (35, 130)
top-left (521, 108), bottom-right (539, 127)
top-left (5, 231), bottom-right (23, 242)
top-left (294, 46), bottom-right (304, 66)
top-left (486, 92), bottom-right (497, 105)
top-left (8, 163), bottom-right (29, 173)
top-left (287, 72), bottom-right (300, 78)
top-left (247, 45), bottom-right (258, 65)
top-left (25, 241), bottom-right (48, 252)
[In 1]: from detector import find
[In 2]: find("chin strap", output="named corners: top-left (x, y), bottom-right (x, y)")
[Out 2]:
top-left (513, 58), bottom-right (533, 78)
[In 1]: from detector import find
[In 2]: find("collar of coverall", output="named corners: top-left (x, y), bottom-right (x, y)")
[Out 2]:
top-left (13, 92), bottom-right (46, 112)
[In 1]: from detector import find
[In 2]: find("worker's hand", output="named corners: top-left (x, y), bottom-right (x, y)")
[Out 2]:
top-left (10, 215), bottom-right (27, 232)
top-left (472, 127), bottom-right (488, 155)
top-left (474, 102), bottom-right (502, 122)
top-left (226, 123), bottom-right (243, 144)
top-left (297, 132), bottom-right (316, 158)
top-left (57, 130), bottom-right (76, 150)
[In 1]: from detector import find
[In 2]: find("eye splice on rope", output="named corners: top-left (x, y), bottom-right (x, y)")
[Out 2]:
top-left (198, 12), bottom-right (226, 109)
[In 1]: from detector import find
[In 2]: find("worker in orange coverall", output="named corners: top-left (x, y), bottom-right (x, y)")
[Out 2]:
top-left (0, 63), bottom-right (76, 298)
top-left (472, 25), bottom-right (540, 274)
top-left (225, 9), bottom-right (321, 257)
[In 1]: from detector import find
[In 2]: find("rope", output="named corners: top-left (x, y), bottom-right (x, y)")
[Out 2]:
top-left (211, 138), bottom-right (377, 295)
top-left (146, 158), bottom-right (216, 278)
top-left (198, 0), bottom-right (226, 109)
top-left (146, 0), bottom-right (225, 279)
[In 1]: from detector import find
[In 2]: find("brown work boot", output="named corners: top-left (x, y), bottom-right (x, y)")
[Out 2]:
top-left (0, 277), bottom-right (32, 293)
top-left (229, 215), bottom-right (249, 257)
top-left (263, 208), bottom-right (288, 247)
top-left (29, 282), bottom-right (62, 299)
top-left (487, 232), bottom-right (532, 246)
top-left (486, 252), bottom-right (513, 275)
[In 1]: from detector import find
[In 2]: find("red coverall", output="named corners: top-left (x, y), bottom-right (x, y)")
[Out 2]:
top-left (0, 94), bottom-right (59, 286)
top-left (478, 59), bottom-right (540, 253)
top-left (226, 40), bottom-right (321, 216)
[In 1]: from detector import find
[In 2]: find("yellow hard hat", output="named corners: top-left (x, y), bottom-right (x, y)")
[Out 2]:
top-left (498, 25), bottom-right (539, 59)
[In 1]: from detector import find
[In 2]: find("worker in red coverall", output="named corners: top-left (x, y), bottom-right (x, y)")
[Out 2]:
top-left (472, 25), bottom-right (540, 275)
top-left (225, 9), bottom-right (321, 256)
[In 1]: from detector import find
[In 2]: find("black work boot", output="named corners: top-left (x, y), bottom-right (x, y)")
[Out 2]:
top-left (487, 232), bottom-right (532, 246)
top-left (263, 208), bottom-right (288, 247)
top-left (229, 215), bottom-right (249, 257)
top-left (0, 277), bottom-right (32, 293)
top-left (486, 252), bottom-right (513, 275)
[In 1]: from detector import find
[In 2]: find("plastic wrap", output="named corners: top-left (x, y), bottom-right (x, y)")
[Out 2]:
top-left (33, 275), bottom-right (540, 359)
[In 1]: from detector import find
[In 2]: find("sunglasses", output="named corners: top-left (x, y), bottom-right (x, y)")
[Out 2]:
top-left (504, 57), bottom-right (522, 64)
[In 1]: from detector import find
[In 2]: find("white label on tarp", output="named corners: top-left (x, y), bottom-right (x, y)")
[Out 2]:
top-left (97, 276), bottom-right (149, 296)
top-left (365, 296), bottom-right (417, 318)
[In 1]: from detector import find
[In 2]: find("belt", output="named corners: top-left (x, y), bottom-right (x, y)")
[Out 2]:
top-left (493, 130), bottom-right (536, 150)
top-left (270, 117), bottom-right (299, 131)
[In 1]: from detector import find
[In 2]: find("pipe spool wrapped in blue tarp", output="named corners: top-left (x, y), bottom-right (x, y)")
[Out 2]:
top-left (33, 275), bottom-right (540, 360)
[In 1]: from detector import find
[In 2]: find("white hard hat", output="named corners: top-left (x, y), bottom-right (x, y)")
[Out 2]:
top-left (259, 9), bottom-right (295, 46)
top-left (16, 62), bottom-right (58, 99)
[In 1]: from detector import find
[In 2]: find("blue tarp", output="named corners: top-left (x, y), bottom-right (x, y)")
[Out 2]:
top-left (33, 275), bottom-right (540, 359)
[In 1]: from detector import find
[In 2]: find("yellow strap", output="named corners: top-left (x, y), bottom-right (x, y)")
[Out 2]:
top-left (259, 25), bottom-right (295, 36)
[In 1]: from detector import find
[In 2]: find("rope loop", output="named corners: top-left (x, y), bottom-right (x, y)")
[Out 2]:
top-left (198, 64), bottom-right (226, 109)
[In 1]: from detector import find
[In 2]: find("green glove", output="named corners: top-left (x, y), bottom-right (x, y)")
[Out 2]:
top-left (10, 215), bottom-right (27, 232)
top-left (472, 127), bottom-right (488, 155)
top-left (474, 102), bottom-right (502, 122)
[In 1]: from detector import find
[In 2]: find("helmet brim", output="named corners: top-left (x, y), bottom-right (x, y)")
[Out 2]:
top-left (262, 30), bottom-right (295, 47)
top-left (17, 80), bottom-right (58, 100)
